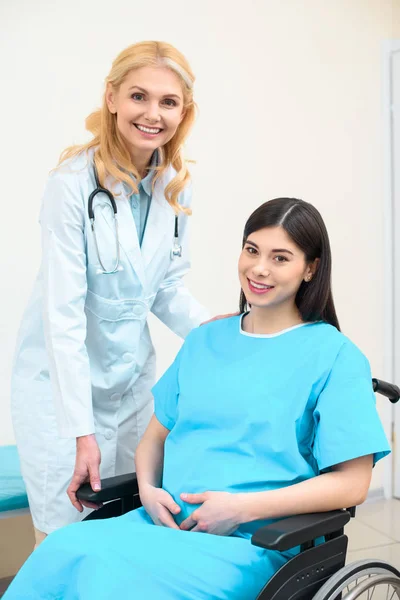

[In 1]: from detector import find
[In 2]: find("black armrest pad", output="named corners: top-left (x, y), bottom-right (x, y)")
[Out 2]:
top-left (76, 472), bottom-right (139, 503)
top-left (251, 510), bottom-right (351, 552)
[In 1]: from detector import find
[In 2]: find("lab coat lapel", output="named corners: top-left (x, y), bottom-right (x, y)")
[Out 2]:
top-left (100, 178), bottom-right (147, 289)
top-left (141, 173), bottom-right (173, 268)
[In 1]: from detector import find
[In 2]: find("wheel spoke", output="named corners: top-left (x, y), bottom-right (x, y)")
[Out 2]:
top-left (311, 561), bottom-right (400, 600)
top-left (341, 576), bottom-right (400, 600)
top-left (389, 588), bottom-right (397, 600)
top-left (367, 583), bottom-right (375, 599)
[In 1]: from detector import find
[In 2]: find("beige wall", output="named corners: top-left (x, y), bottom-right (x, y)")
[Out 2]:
top-left (393, 0), bottom-right (400, 36)
top-left (0, 1), bottom-right (396, 496)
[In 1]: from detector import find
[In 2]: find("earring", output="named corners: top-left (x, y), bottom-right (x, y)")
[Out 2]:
top-left (305, 275), bottom-right (312, 282)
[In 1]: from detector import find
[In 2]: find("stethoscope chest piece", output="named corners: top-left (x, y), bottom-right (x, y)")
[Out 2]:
top-left (170, 215), bottom-right (182, 259)
top-left (171, 244), bottom-right (183, 259)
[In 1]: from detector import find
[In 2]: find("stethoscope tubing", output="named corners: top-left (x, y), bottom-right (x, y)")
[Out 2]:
top-left (89, 163), bottom-right (182, 273)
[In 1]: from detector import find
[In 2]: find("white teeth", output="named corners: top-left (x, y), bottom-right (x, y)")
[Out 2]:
top-left (136, 124), bottom-right (161, 134)
top-left (250, 280), bottom-right (271, 290)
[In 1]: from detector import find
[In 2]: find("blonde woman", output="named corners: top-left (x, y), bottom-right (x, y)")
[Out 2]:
top-left (11, 41), bottom-right (210, 546)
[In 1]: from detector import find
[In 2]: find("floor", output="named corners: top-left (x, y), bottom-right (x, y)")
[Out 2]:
top-left (0, 512), bottom-right (34, 597)
top-left (347, 497), bottom-right (400, 565)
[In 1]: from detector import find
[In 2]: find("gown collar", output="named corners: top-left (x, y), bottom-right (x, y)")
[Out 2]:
top-left (239, 313), bottom-right (313, 338)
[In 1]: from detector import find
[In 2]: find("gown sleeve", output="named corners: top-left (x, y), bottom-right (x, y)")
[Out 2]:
top-left (152, 344), bottom-right (184, 431)
top-left (312, 340), bottom-right (391, 472)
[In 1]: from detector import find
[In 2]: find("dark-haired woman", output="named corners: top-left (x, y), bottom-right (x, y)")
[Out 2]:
top-left (4, 198), bottom-right (390, 600)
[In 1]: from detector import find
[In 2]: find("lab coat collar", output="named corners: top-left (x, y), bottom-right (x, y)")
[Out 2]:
top-left (102, 161), bottom-right (174, 289)
top-left (121, 150), bottom-right (158, 197)
top-left (141, 151), bottom-right (158, 196)
top-left (102, 174), bottom-right (146, 288)
top-left (140, 167), bottom-right (174, 268)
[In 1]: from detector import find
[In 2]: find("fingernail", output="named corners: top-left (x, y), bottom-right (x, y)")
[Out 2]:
top-left (93, 484), bottom-right (100, 491)
top-left (181, 493), bottom-right (188, 499)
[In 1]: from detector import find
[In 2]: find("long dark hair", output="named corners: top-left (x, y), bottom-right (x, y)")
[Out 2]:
top-left (239, 198), bottom-right (340, 330)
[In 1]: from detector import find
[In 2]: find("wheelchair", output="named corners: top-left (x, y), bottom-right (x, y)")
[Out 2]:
top-left (78, 378), bottom-right (400, 600)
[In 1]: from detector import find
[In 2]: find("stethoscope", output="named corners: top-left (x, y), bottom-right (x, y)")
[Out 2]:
top-left (88, 164), bottom-right (182, 275)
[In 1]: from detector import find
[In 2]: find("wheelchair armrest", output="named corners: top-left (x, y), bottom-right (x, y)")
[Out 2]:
top-left (251, 509), bottom-right (351, 552)
top-left (76, 472), bottom-right (139, 504)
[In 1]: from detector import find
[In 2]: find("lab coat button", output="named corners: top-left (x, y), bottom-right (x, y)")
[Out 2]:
top-left (132, 305), bottom-right (145, 317)
top-left (122, 353), bottom-right (134, 363)
top-left (104, 430), bottom-right (113, 440)
top-left (110, 393), bottom-right (121, 402)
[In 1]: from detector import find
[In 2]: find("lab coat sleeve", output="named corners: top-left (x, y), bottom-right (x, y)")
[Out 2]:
top-left (40, 169), bottom-right (94, 439)
top-left (150, 184), bottom-right (210, 338)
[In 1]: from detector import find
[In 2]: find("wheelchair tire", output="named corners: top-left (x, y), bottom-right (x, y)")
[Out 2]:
top-left (312, 559), bottom-right (400, 600)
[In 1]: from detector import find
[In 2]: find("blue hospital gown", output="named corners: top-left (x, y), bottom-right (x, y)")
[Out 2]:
top-left (5, 317), bottom-right (390, 600)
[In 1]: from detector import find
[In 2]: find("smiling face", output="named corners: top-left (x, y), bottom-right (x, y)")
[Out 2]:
top-left (238, 226), bottom-right (316, 311)
top-left (106, 66), bottom-right (185, 162)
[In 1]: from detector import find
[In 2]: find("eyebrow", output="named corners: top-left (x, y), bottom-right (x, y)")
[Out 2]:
top-left (245, 240), bottom-right (294, 255)
top-left (128, 85), bottom-right (181, 99)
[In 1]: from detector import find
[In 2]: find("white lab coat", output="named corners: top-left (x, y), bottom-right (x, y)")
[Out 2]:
top-left (11, 150), bottom-right (209, 533)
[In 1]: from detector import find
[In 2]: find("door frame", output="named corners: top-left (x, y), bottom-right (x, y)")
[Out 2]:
top-left (383, 40), bottom-right (400, 499)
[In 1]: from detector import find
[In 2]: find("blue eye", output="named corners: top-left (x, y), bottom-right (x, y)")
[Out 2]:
top-left (162, 98), bottom-right (177, 107)
top-left (131, 93), bottom-right (144, 101)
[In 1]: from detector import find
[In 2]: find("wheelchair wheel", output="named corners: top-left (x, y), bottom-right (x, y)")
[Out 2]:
top-left (341, 574), bottom-right (400, 599)
top-left (312, 559), bottom-right (400, 600)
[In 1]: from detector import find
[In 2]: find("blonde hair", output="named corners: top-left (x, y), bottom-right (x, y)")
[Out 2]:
top-left (59, 41), bottom-right (197, 214)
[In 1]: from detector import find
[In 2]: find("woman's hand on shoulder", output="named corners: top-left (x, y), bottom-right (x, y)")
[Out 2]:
top-left (201, 312), bottom-right (239, 326)
top-left (140, 483), bottom-right (181, 529)
top-left (179, 491), bottom-right (242, 535)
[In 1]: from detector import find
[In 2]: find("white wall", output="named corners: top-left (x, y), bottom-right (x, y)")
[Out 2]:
top-left (0, 0), bottom-right (395, 491)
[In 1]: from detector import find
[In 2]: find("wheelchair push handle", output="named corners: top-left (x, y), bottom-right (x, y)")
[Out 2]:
top-left (372, 378), bottom-right (400, 403)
